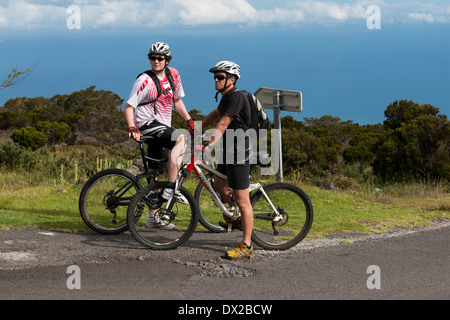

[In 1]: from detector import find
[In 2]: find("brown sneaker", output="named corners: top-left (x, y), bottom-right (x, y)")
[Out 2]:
top-left (225, 242), bottom-right (254, 260)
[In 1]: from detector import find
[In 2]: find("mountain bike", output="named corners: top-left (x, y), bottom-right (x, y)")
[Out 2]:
top-left (126, 134), bottom-right (314, 250)
top-left (78, 138), bottom-right (167, 235)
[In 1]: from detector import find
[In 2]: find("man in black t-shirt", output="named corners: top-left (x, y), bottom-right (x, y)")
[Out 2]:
top-left (202, 61), bottom-right (254, 260)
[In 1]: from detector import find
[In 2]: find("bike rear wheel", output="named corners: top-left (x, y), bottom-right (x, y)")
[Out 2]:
top-left (79, 169), bottom-right (142, 235)
top-left (127, 181), bottom-right (199, 250)
top-left (250, 182), bottom-right (313, 250)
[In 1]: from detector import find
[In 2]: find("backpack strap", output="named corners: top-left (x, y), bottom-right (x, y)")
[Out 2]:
top-left (164, 68), bottom-right (175, 98)
top-left (233, 89), bottom-right (251, 130)
top-left (136, 68), bottom-right (176, 114)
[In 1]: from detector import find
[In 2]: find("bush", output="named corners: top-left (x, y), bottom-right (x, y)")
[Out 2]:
top-left (35, 121), bottom-right (71, 144)
top-left (11, 127), bottom-right (48, 150)
top-left (0, 140), bottom-right (38, 170)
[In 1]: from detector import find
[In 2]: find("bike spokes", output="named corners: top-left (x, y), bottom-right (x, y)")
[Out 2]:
top-left (251, 183), bottom-right (313, 250)
top-left (127, 182), bottom-right (199, 250)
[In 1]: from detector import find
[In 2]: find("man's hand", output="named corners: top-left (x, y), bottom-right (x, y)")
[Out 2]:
top-left (187, 118), bottom-right (199, 136)
top-left (128, 126), bottom-right (142, 141)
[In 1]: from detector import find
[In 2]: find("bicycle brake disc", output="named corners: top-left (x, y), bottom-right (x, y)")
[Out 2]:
top-left (273, 208), bottom-right (288, 227)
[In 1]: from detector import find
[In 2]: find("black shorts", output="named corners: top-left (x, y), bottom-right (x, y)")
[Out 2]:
top-left (216, 163), bottom-right (251, 190)
top-left (138, 120), bottom-right (181, 174)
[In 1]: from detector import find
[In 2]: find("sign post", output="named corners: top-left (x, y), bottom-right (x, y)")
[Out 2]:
top-left (255, 88), bottom-right (302, 182)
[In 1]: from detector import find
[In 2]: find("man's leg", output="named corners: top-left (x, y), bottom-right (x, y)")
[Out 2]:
top-left (168, 134), bottom-right (185, 182)
top-left (225, 187), bottom-right (254, 260)
top-left (213, 176), bottom-right (233, 204)
top-left (234, 188), bottom-right (253, 247)
top-left (224, 163), bottom-right (254, 260)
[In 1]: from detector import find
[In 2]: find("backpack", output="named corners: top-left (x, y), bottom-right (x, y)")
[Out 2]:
top-left (234, 90), bottom-right (271, 164)
top-left (237, 90), bottom-right (270, 135)
top-left (136, 68), bottom-right (175, 114)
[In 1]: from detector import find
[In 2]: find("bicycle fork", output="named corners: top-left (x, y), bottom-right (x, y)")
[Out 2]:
top-left (162, 166), bottom-right (190, 213)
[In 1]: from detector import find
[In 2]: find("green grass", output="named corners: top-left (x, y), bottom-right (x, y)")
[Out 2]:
top-left (0, 170), bottom-right (448, 238)
top-left (304, 184), bottom-right (449, 237)
top-left (0, 184), bottom-right (86, 232)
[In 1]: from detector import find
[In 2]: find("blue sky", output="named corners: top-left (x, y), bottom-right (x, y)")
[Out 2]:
top-left (0, 0), bottom-right (449, 125)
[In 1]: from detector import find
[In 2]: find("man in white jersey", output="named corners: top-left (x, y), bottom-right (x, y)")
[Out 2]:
top-left (124, 42), bottom-right (195, 229)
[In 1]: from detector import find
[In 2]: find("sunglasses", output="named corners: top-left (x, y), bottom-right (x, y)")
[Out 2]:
top-left (150, 56), bottom-right (166, 62)
top-left (214, 74), bottom-right (228, 81)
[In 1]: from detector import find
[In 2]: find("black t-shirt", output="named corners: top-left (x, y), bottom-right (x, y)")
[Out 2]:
top-left (217, 87), bottom-right (252, 164)
top-left (217, 87), bottom-right (250, 130)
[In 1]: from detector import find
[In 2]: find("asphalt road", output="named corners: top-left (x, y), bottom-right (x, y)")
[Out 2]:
top-left (1, 220), bottom-right (449, 301)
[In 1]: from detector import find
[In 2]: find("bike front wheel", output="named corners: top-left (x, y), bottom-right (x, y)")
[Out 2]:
top-left (250, 182), bottom-right (313, 250)
top-left (79, 169), bottom-right (142, 235)
top-left (127, 181), bottom-right (199, 250)
top-left (194, 176), bottom-right (227, 233)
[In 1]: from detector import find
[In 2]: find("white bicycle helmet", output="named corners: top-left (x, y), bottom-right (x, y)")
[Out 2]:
top-left (209, 61), bottom-right (241, 79)
top-left (149, 42), bottom-right (171, 56)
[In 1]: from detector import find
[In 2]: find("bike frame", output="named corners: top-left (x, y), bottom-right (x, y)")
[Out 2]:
top-left (168, 137), bottom-right (282, 222)
top-left (135, 139), bottom-right (168, 184)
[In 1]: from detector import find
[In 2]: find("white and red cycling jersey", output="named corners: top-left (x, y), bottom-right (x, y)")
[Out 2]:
top-left (126, 67), bottom-right (185, 128)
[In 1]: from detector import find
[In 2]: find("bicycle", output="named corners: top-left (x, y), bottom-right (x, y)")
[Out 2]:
top-left (78, 138), bottom-right (167, 235)
top-left (126, 134), bottom-right (314, 250)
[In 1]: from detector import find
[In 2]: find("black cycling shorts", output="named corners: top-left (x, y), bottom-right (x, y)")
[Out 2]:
top-left (138, 120), bottom-right (182, 174)
top-left (216, 163), bottom-right (251, 190)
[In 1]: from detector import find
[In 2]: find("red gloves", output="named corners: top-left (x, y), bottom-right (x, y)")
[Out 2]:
top-left (187, 118), bottom-right (199, 135)
top-left (128, 127), bottom-right (141, 139)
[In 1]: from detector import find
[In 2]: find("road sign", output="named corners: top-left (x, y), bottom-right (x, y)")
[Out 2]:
top-left (254, 88), bottom-right (303, 182)
top-left (255, 88), bottom-right (302, 112)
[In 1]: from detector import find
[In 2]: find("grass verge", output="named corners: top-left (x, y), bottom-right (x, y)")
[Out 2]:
top-left (0, 172), bottom-right (448, 237)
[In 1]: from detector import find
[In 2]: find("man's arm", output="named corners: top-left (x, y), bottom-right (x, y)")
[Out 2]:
top-left (202, 109), bottom-right (221, 128)
top-left (174, 98), bottom-right (191, 121)
top-left (124, 104), bottom-right (135, 128)
top-left (208, 115), bottom-right (234, 147)
top-left (124, 104), bottom-right (141, 140)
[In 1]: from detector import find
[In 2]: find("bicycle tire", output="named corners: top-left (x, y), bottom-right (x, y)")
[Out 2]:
top-left (127, 181), bottom-right (199, 250)
top-left (250, 182), bottom-right (313, 250)
top-left (194, 177), bottom-right (227, 233)
top-left (79, 168), bottom-right (142, 235)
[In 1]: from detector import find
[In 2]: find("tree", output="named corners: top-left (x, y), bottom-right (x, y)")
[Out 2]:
top-left (0, 66), bottom-right (33, 91)
top-left (343, 124), bottom-right (384, 172)
top-left (281, 116), bottom-right (345, 175)
top-left (372, 100), bottom-right (449, 181)
top-left (58, 86), bottom-right (124, 114)
top-left (383, 100), bottom-right (440, 130)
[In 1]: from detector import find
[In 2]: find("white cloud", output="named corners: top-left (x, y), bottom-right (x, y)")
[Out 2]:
top-left (0, 0), bottom-right (449, 31)
top-left (407, 13), bottom-right (436, 23)
top-left (404, 2), bottom-right (450, 23)
top-left (0, 1), bottom-right (66, 29)
top-left (176, 0), bottom-right (258, 25)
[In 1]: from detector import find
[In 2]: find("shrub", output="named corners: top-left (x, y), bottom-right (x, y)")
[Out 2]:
top-left (35, 121), bottom-right (71, 144)
top-left (11, 127), bottom-right (48, 150)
